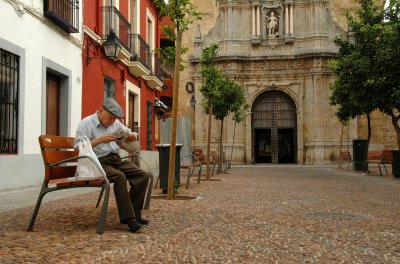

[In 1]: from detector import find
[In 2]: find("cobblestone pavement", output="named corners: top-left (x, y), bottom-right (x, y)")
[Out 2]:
top-left (0, 165), bottom-right (400, 263)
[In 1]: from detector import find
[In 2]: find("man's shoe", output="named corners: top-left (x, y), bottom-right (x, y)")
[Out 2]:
top-left (128, 220), bottom-right (142, 233)
top-left (138, 218), bottom-right (149, 225)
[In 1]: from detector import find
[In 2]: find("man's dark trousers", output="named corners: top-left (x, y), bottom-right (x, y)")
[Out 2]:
top-left (99, 153), bottom-right (150, 223)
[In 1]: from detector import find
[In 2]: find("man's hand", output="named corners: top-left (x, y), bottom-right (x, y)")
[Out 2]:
top-left (91, 134), bottom-right (116, 148)
top-left (125, 132), bottom-right (138, 143)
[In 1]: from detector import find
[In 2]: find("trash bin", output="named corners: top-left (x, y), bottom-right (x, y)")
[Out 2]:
top-left (392, 150), bottom-right (400, 178)
top-left (352, 139), bottom-right (367, 171)
top-left (156, 144), bottom-right (183, 193)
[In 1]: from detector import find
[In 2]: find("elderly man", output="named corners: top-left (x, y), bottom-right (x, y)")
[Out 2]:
top-left (74, 98), bottom-right (150, 233)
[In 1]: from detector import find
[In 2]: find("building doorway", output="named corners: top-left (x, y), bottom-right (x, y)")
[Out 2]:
top-left (252, 90), bottom-right (297, 163)
top-left (46, 72), bottom-right (60, 135)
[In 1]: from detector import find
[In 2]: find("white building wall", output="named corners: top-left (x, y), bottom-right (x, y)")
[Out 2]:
top-left (0, 0), bottom-right (83, 190)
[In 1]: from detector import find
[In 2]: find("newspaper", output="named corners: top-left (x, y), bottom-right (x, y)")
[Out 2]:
top-left (112, 128), bottom-right (140, 153)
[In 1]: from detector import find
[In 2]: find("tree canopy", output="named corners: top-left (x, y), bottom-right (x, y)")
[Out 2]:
top-left (329, 0), bottom-right (400, 149)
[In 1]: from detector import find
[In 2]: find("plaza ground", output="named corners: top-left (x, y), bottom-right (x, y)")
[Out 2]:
top-left (0, 164), bottom-right (399, 263)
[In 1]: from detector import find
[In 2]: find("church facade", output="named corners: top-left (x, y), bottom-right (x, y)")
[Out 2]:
top-left (177, 0), bottom-right (395, 164)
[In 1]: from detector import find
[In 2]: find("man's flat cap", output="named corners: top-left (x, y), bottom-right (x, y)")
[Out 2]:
top-left (102, 98), bottom-right (124, 118)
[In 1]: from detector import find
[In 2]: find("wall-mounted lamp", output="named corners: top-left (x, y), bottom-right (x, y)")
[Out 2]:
top-left (103, 29), bottom-right (122, 59)
top-left (190, 95), bottom-right (197, 109)
top-left (86, 29), bottom-right (123, 65)
top-left (155, 99), bottom-right (169, 119)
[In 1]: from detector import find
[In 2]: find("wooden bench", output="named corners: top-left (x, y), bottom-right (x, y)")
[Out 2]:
top-left (339, 151), bottom-right (352, 170)
top-left (28, 135), bottom-right (110, 234)
top-left (367, 150), bottom-right (392, 176)
top-left (211, 151), bottom-right (230, 173)
top-left (28, 135), bottom-right (153, 234)
top-left (193, 148), bottom-right (218, 177)
top-left (180, 154), bottom-right (202, 189)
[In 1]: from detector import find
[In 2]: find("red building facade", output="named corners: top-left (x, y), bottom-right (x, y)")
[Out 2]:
top-left (82, 0), bottom-right (166, 150)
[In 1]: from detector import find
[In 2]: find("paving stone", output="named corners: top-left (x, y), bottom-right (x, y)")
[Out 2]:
top-left (0, 166), bottom-right (400, 263)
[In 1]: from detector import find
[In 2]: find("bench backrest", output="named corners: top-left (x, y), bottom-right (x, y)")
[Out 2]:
top-left (193, 148), bottom-right (205, 163)
top-left (38, 135), bottom-right (79, 181)
top-left (367, 150), bottom-right (382, 161)
top-left (341, 151), bottom-right (352, 161)
top-left (381, 150), bottom-right (392, 163)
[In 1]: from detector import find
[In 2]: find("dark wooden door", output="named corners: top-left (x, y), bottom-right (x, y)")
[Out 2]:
top-left (46, 73), bottom-right (60, 135)
top-left (252, 90), bottom-right (297, 163)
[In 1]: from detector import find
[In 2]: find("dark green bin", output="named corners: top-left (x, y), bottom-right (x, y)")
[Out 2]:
top-left (156, 144), bottom-right (182, 193)
top-left (352, 139), bottom-right (367, 171)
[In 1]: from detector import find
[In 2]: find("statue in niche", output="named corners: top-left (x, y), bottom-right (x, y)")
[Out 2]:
top-left (266, 11), bottom-right (279, 37)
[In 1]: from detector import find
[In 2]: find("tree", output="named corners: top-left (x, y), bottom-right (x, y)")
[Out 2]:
top-left (212, 78), bottom-right (246, 173)
top-left (199, 43), bottom-right (247, 174)
top-left (229, 102), bottom-right (250, 168)
top-left (199, 43), bottom-right (225, 180)
top-left (329, 0), bottom-right (400, 168)
top-left (154, 0), bottom-right (200, 199)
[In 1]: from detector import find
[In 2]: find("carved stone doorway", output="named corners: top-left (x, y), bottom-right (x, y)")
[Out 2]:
top-left (252, 90), bottom-right (297, 164)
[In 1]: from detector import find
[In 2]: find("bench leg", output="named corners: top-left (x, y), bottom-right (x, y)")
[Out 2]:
top-left (382, 163), bottom-right (389, 174)
top-left (144, 173), bottom-right (153, 210)
top-left (197, 165), bottom-right (202, 184)
top-left (185, 167), bottom-right (194, 189)
top-left (27, 182), bottom-right (49, 231)
top-left (96, 187), bottom-right (105, 208)
top-left (378, 163), bottom-right (383, 176)
top-left (96, 183), bottom-right (110, 234)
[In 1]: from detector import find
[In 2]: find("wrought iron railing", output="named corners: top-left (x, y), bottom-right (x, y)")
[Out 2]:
top-left (102, 6), bottom-right (131, 51)
top-left (129, 34), bottom-right (150, 69)
top-left (44, 0), bottom-right (79, 33)
top-left (149, 53), bottom-right (169, 81)
top-left (0, 48), bottom-right (19, 154)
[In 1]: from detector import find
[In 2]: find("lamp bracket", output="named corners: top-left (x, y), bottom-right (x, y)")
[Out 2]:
top-left (86, 37), bottom-right (100, 65)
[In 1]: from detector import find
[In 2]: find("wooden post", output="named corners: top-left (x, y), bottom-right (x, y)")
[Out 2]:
top-left (167, 29), bottom-right (183, 200)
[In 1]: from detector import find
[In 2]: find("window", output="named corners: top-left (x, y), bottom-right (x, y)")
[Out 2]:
top-left (147, 17), bottom-right (154, 51)
top-left (146, 101), bottom-right (153, 150)
top-left (0, 48), bottom-right (19, 154)
top-left (104, 77), bottom-right (115, 99)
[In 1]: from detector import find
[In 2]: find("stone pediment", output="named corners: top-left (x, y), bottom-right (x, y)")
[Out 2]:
top-left (192, 0), bottom-right (346, 61)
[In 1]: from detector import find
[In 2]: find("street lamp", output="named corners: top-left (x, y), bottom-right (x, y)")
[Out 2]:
top-left (190, 95), bottom-right (196, 109)
top-left (102, 29), bottom-right (122, 59)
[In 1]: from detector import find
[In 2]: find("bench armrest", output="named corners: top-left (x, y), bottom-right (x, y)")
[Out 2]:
top-left (47, 155), bottom-right (109, 183)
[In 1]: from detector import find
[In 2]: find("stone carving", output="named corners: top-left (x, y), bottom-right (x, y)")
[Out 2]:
top-left (267, 11), bottom-right (279, 37)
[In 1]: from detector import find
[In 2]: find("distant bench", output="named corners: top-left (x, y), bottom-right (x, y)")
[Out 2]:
top-left (367, 150), bottom-right (392, 176)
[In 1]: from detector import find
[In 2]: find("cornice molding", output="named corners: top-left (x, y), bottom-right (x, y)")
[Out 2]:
top-left (5, 0), bottom-right (25, 16)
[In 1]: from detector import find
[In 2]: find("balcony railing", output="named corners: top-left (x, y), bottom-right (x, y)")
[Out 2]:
top-left (44, 0), bottom-right (79, 33)
top-left (130, 34), bottom-right (150, 68)
top-left (149, 53), bottom-right (169, 81)
top-left (102, 6), bottom-right (131, 51)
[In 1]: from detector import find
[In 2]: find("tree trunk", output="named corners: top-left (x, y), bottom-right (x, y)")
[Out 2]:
top-left (218, 118), bottom-right (224, 173)
top-left (229, 121), bottom-right (237, 169)
top-left (390, 112), bottom-right (400, 150)
top-left (205, 104), bottom-right (212, 180)
top-left (339, 124), bottom-right (343, 168)
top-left (167, 29), bottom-right (183, 200)
top-left (363, 113), bottom-right (372, 172)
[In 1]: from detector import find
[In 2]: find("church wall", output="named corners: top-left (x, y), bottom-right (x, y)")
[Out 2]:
top-left (178, 0), bottom-right (394, 164)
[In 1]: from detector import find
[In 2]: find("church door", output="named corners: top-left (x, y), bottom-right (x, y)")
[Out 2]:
top-left (252, 90), bottom-right (297, 163)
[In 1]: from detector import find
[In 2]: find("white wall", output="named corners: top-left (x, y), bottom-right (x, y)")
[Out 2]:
top-left (0, 0), bottom-right (83, 190)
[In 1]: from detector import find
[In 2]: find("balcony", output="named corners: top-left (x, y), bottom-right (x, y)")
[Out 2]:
top-left (102, 6), bottom-right (131, 52)
top-left (124, 34), bottom-right (151, 77)
top-left (142, 53), bottom-right (168, 89)
top-left (44, 0), bottom-right (79, 33)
